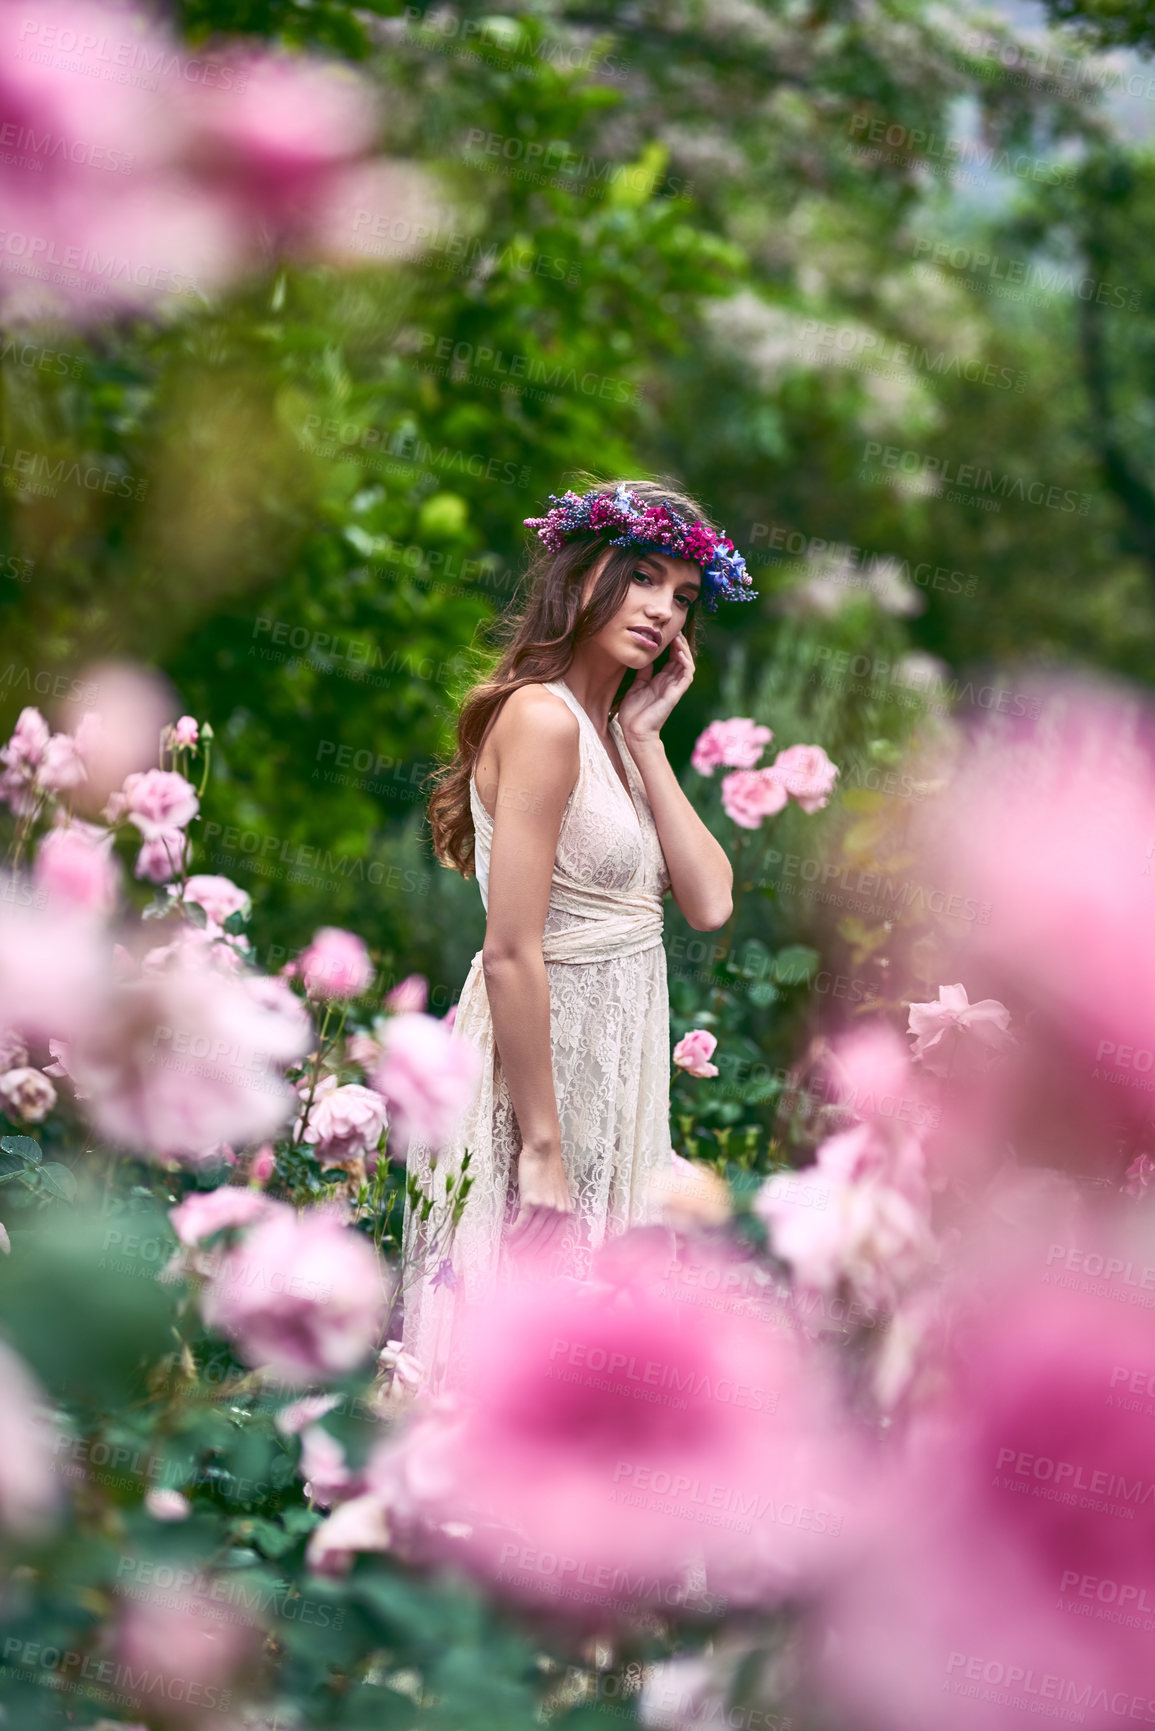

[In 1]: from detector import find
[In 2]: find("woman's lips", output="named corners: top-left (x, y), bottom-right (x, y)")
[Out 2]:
top-left (628, 626), bottom-right (661, 649)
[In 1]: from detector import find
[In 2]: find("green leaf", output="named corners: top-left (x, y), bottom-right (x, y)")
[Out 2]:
top-left (222, 908), bottom-right (249, 934)
top-left (184, 900), bottom-right (209, 928)
top-left (36, 1163), bottom-right (78, 1203)
top-left (0, 1135), bottom-right (43, 1166)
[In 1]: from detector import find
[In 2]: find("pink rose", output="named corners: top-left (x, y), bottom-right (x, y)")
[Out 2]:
top-left (249, 1142), bottom-right (277, 1185)
top-left (117, 769), bottom-right (199, 839)
top-left (384, 973), bottom-right (429, 1014)
top-left (691, 717), bottom-right (773, 775)
top-left (771, 743), bottom-right (840, 813)
top-left (182, 874), bottom-right (251, 933)
top-left (301, 1081), bottom-right (388, 1166)
top-left (115, 1586), bottom-right (258, 1714)
top-left (907, 982), bottom-right (1014, 1077)
top-left (37, 732), bottom-right (87, 794)
top-left (173, 716), bottom-right (199, 747)
top-left (297, 927), bottom-right (374, 1001)
top-left (299, 1422), bottom-right (353, 1508)
top-left (0, 1067), bottom-right (57, 1123)
top-left (0, 1339), bottom-right (60, 1534)
top-left (65, 665), bottom-right (173, 810)
top-left (672, 1028), bottom-right (719, 1077)
top-left (201, 1203), bottom-right (389, 1384)
top-left (0, 707), bottom-right (50, 776)
top-left (1123, 1152), bottom-right (1154, 1197)
top-left (34, 824), bottom-right (121, 914)
top-left (168, 1185), bottom-right (277, 1247)
top-left (0, 1030), bottom-right (28, 1071)
top-left (372, 1012), bottom-right (481, 1151)
top-left (345, 1028), bottom-right (383, 1071)
top-left (720, 767), bottom-right (789, 829)
top-left (134, 828), bottom-right (191, 884)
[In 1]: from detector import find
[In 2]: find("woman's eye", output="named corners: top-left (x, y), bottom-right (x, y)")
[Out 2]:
top-left (633, 571), bottom-right (652, 584)
top-left (676, 594), bottom-right (693, 608)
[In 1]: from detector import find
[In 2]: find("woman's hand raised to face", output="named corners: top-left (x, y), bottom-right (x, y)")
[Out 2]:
top-left (617, 631), bottom-right (695, 746)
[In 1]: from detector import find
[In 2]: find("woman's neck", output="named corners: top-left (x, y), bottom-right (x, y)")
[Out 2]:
top-left (561, 646), bottom-right (625, 737)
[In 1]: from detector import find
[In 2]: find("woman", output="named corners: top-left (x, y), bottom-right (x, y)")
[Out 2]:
top-left (402, 478), bottom-right (757, 1385)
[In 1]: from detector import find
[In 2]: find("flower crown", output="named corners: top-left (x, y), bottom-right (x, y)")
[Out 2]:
top-left (523, 483), bottom-right (756, 612)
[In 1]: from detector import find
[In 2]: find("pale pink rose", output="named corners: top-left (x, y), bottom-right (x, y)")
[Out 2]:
top-left (37, 732), bottom-right (87, 794)
top-left (720, 767), bottom-right (789, 829)
top-left (1123, 1152), bottom-right (1154, 1197)
top-left (0, 707), bottom-right (50, 776)
top-left (0, 1339), bottom-right (60, 1534)
top-left (173, 716), bottom-right (200, 747)
top-left (182, 874), bottom-right (251, 934)
top-left (134, 828), bottom-right (191, 884)
top-left (812, 1273), bottom-right (1155, 1731)
top-left (34, 824), bottom-right (120, 914)
top-left (0, 895), bottom-right (109, 1046)
top-left (302, 1082), bottom-right (388, 1166)
top-left (243, 970), bottom-right (314, 1055)
top-left (372, 1012), bottom-right (481, 1151)
top-left (0, 1066), bottom-right (57, 1123)
top-left (672, 1028), bottom-right (719, 1077)
top-left (345, 1028), bottom-right (383, 1071)
top-left (297, 927), bottom-right (373, 1001)
top-left (691, 717), bottom-right (773, 775)
top-left (201, 1204), bottom-right (389, 1384)
top-left (118, 769), bottom-right (199, 840)
top-left (115, 1587), bottom-right (258, 1716)
top-left (307, 1489), bottom-right (391, 1576)
top-left (771, 743), bottom-right (840, 813)
top-left (0, 1030), bottom-right (28, 1071)
top-left (299, 1422), bottom-right (352, 1508)
top-left (66, 956), bottom-right (311, 1159)
top-left (145, 1487), bottom-right (191, 1521)
top-left (370, 1239), bottom-right (854, 1609)
top-left (907, 982), bottom-right (1014, 1077)
top-left (384, 973), bottom-right (429, 1014)
top-left (65, 665), bottom-right (173, 810)
top-left (168, 1186), bottom-right (277, 1247)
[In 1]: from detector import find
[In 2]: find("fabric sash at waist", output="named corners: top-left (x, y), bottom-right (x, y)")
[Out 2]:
top-left (468, 879), bottom-right (665, 971)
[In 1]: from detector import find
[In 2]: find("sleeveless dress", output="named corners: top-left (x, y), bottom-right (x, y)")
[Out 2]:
top-left (401, 678), bottom-right (674, 1388)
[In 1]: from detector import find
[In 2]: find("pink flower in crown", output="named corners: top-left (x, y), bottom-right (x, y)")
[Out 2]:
top-left (907, 983), bottom-right (1014, 1077)
top-left (672, 1028), bottom-right (719, 1078)
top-left (384, 973), bottom-right (428, 1014)
top-left (0, 1066), bottom-right (57, 1123)
top-left (201, 1203), bottom-right (389, 1384)
top-left (691, 718), bottom-right (773, 775)
top-left (134, 829), bottom-right (190, 884)
top-left (301, 1082), bottom-right (389, 1166)
top-left (117, 769), bottom-right (199, 839)
top-left (297, 927), bottom-right (374, 1001)
top-left (182, 874), bottom-right (251, 934)
top-left (372, 1012), bottom-right (481, 1151)
top-left (720, 767), bottom-right (789, 829)
top-left (771, 743), bottom-right (840, 813)
top-left (34, 824), bottom-right (121, 914)
top-left (173, 716), bottom-right (199, 748)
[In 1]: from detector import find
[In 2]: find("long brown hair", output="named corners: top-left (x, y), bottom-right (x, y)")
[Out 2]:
top-left (427, 475), bottom-right (716, 876)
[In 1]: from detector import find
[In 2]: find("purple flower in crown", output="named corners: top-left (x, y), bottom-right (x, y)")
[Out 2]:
top-left (523, 484), bottom-right (757, 612)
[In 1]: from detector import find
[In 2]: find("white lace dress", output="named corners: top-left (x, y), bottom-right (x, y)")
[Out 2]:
top-left (402, 678), bottom-right (673, 1387)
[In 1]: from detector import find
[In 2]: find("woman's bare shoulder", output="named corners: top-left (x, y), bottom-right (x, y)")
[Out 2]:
top-left (489, 683), bottom-right (580, 753)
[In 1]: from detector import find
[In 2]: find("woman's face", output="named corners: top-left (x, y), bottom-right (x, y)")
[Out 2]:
top-left (582, 551), bottom-right (701, 669)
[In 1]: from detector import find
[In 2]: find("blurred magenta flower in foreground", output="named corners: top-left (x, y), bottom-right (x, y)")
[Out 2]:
top-left (372, 1011), bottom-right (481, 1151)
top-left (294, 926), bottom-right (373, 1001)
top-left (908, 982), bottom-right (1014, 1077)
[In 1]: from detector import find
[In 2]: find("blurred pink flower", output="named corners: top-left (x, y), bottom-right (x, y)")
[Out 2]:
top-left (826, 1023), bottom-right (919, 1125)
top-left (299, 1422), bottom-right (353, 1508)
top-left (115, 1586), bottom-right (258, 1719)
top-left (0, 706), bottom-right (50, 811)
top-left (0, 1066), bottom-right (56, 1123)
top-left (672, 1028), bottom-right (719, 1078)
top-left (297, 926), bottom-right (373, 1001)
top-left (301, 1081), bottom-right (388, 1166)
top-left (64, 665), bottom-right (173, 810)
top-left (0, 1339), bottom-right (60, 1534)
top-left (378, 1337), bottom-right (424, 1399)
top-left (66, 955), bottom-right (310, 1158)
top-left (182, 874), bottom-right (250, 934)
top-left (249, 1142), bottom-right (277, 1185)
top-left (691, 718), bottom-right (773, 775)
top-left (372, 1012), bottom-right (481, 1150)
top-left (145, 1487), bottom-right (191, 1521)
top-left (0, 1030), bottom-right (27, 1071)
top-left (720, 767), bottom-right (789, 829)
top-left (117, 768), bottom-right (199, 839)
top-left (345, 1027), bottom-right (383, 1071)
top-left (1123, 1152), bottom-right (1154, 1197)
top-left (771, 743), bottom-right (839, 813)
top-left (201, 1203), bottom-right (388, 1384)
top-left (0, 895), bottom-right (108, 1045)
top-left (34, 824), bottom-right (120, 914)
top-left (812, 1272), bottom-right (1155, 1731)
top-left (384, 973), bottom-right (429, 1014)
top-left (274, 1393), bottom-right (339, 1437)
top-left (168, 1185), bottom-right (277, 1247)
top-left (908, 983), bottom-right (1014, 1077)
top-left (134, 828), bottom-right (190, 883)
top-left (370, 1242), bottom-right (852, 1610)
top-left (307, 1488), bottom-right (391, 1576)
top-left (173, 716), bottom-right (200, 748)
top-left (37, 731), bottom-right (87, 794)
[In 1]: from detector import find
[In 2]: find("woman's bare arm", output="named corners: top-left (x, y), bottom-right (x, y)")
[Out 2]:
top-left (479, 686), bottom-right (580, 1222)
